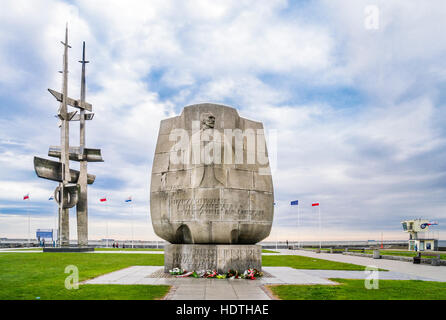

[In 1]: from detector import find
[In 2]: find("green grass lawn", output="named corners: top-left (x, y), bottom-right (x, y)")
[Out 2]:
top-left (94, 248), bottom-right (164, 251)
top-left (1, 248), bottom-right (43, 251)
top-left (0, 253), bottom-right (168, 300)
top-left (262, 255), bottom-right (378, 271)
top-left (268, 279), bottom-right (446, 300)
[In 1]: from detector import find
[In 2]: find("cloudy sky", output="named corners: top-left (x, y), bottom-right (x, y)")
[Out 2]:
top-left (0, 0), bottom-right (445, 242)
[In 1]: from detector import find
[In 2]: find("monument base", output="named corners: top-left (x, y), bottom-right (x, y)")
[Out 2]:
top-left (43, 247), bottom-right (94, 253)
top-left (164, 244), bottom-right (262, 274)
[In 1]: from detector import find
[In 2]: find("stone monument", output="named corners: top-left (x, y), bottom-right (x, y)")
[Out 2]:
top-left (150, 103), bottom-right (274, 273)
top-left (33, 27), bottom-right (103, 251)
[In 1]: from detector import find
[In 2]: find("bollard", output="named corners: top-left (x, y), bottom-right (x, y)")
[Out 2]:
top-left (431, 258), bottom-right (440, 266)
top-left (373, 249), bottom-right (381, 259)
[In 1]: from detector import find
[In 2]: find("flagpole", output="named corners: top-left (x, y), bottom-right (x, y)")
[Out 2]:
top-left (275, 203), bottom-right (278, 250)
top-left (58, 195), bottom-right (61, 247)
top-left (131, 200), bottom-right (134, 249)
top-left (381, 232), bottom-right (383, 249)
top-left (49, 195), bottom-right (57, 247)
top-left (148, 201), bottom-right (152, 247)
top-left (27, 201), bottom-right (31, 248)
top-left (55, 203), bottom-right (57, 247)
top-left (291, 201), bottom-right (300, 249)
top-left (318, 205), bottom-right (321, 250)
top-left (28, 215), bottom-right (30, 247)
top-left (24, 195), bottom-right (31, 248)
top-left (297, 204), bottom-right (300, 249)
top-left (106, 201), bottom-right (109, 248)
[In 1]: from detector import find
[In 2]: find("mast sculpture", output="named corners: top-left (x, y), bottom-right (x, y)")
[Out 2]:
top-left (77, 41), bottom-right (91, 247)
top-left (34, 26), bottom-right (103, 249)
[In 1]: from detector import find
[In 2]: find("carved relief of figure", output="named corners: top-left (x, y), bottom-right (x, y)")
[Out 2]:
top-left (191, 112), bottom-right (226, 187)
top-left (201, 112), bottom-right (215, 129)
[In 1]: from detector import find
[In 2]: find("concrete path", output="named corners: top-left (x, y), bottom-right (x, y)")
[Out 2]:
top-left (91, 251), bottom-right (282, 255)
top-left (2, 247), bottom-right (444, 283)
top-left (92, 251), bottom-right (283, 255)
top-left (278, 249), bottom-right (446, 282)
top-left (2, 247), bottom-right (445, 281)
top-left (82, 265), bottom-right (438, 300)
top-left (166, 279), bottom-right (271, 300)
top-left (82, 266), bottom-right (271, 300)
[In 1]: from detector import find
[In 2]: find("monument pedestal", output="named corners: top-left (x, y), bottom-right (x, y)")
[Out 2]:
top-left (164, 244), bottom-right (262, 273)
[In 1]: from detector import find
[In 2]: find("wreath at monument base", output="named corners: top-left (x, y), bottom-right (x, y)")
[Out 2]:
top-left (169, 268), bottom-right (263, 280)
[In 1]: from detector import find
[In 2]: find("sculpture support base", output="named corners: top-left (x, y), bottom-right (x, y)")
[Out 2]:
top-left (164, 244), bottom-right (262, 273)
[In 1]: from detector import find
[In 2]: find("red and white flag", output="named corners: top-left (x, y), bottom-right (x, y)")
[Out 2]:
top-left (100, 197), bottom-right (107, 202)
top-left (312, 203), bottom-right (319, 207)
top-left (23, 194), bottom-right (30, 200)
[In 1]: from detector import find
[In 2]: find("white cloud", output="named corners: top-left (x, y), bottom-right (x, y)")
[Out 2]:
top-left (0, 0), bottom-right (445, 242)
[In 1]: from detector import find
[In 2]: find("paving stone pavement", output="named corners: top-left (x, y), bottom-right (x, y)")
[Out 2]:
top-left (276, 249), bottom-right (446, 282)
top-left (82, 265), bottom-right (438, 300)
top-left (3, 247), bottom-right (445, 299)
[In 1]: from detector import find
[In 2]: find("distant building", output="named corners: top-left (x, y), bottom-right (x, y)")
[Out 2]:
top-left (401, 219), bottom-right (438, 251)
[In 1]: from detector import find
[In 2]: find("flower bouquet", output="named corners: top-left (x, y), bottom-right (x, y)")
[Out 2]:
top-left (241, 268), bottom-right (263, 280)
top-left (226, 269), bottom-right (239, 279)
top-left (169, 267), bottom-right (263, 280)
top-left (176, 271), bottom-right (194, 278)
top-left (169, 267), bottom-right (185, 275)
top-left (204, 270), bottom-right (218, 278)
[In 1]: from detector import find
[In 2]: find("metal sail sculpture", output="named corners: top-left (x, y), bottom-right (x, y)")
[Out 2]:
top-left (34, 26), bottom-right (103, 248)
